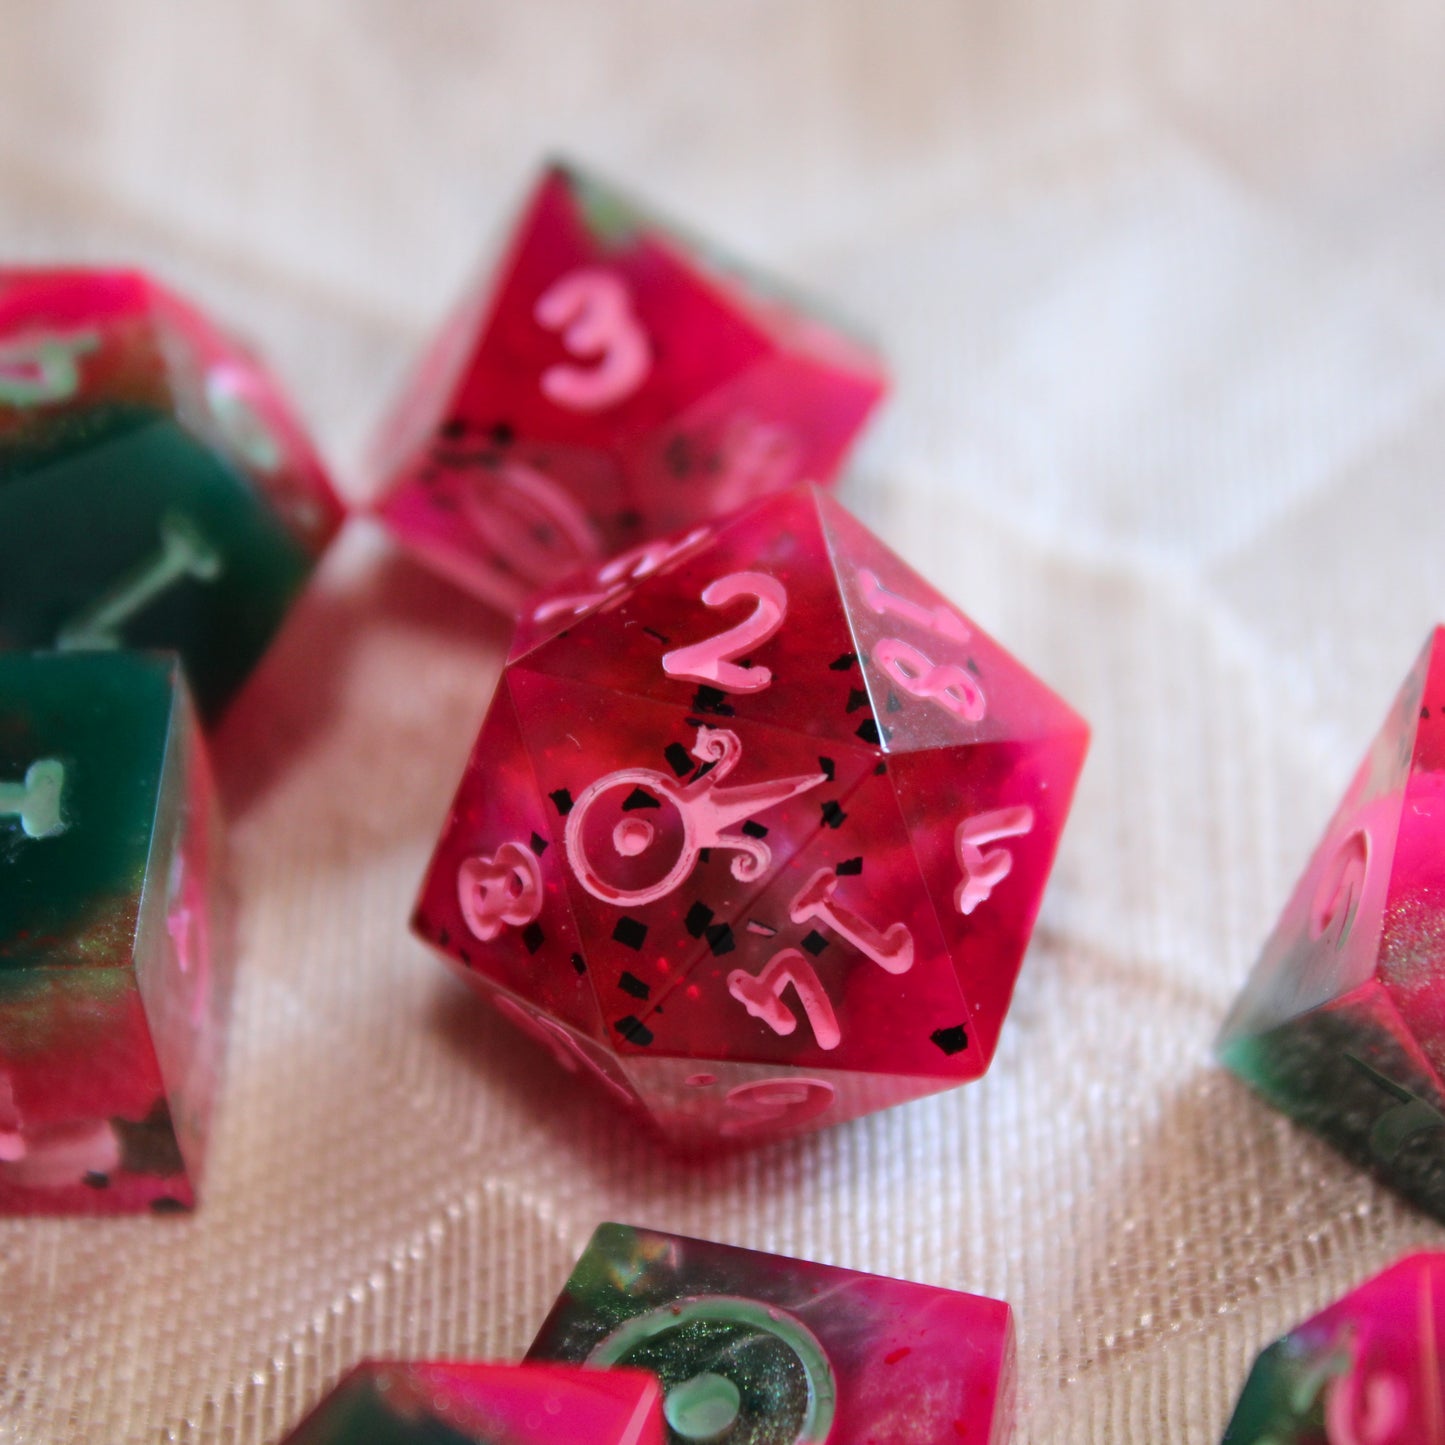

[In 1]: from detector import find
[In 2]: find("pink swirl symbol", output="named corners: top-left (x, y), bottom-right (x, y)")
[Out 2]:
top-left (457, 842), bottom-right (545, 942)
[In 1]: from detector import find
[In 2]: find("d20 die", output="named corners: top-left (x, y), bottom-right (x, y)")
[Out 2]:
top-left (1219, 626), bottom-right (1445, 1220)
top-left (370, 161), bottom-right (887, 615)
top-left (527, 1222), bottom-right (1015, 1445)
top-left (413, 486), bottom-right (1088, 1144)
top-left (0, 652), bottom-right (228, 1212)
top-left (279, 1361), bottom-right (664, 1445)
top-left (0, 268), bottom-right (344, 719)
top-left (1222, 1253), bottom-right (1445, 1443)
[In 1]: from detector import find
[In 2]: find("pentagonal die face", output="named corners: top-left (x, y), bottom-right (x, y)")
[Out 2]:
top-left (414, 488), bottom-right (1088, 1144)
top-left (0, 652), bottom-right (229, 1213)
top-left (1222, 1253), bottom-right (1445, 1443)
top-left (1219, 627), bottom-right (1445, 1221)
top-left (372, 162), bottom-right (888, 616)
top-left (526, 1223), bottom-right (1016, 1445)
top-left (0, 268), bottom-right (344, 719)
top-left (278, 1361), bottom-right (664, 1445)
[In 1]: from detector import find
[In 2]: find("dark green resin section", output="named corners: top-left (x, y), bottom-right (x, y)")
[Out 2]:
top-left (0, 404), bottom-right (315, 718)
top-left (0, 652), bottom-right (174, 971)
top-left (287, 1372), bottom-right (492, 1445)
top-left (1221, 1334), bottom-right (1346, 1442)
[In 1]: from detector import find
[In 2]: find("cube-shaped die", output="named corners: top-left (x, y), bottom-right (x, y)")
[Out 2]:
top-left (0, 268), bottom-right (344, 719)
top-left (1222, 1253), bottom-right (1445, 1442)
top-left (1219, 627), bottom-right (1445, 1220)
top-left (527, 1222), bottom-right (1015, 1445)
top-left (414, 487), bottom-right (1088, 1144)
top-left (279, 1361), bottom-right (664, 1445)
top-left (371, 162), bottom-right (888, 615)
top-left (0, 652), bottom-right (228, 1212)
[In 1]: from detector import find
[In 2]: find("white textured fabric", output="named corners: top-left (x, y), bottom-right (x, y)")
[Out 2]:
top-left (4, 4), bottom-right (1445, 1441)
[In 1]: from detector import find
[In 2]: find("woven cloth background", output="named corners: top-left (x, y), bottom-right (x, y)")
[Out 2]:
top-left (4, 4), bottom-right (1445, 1441)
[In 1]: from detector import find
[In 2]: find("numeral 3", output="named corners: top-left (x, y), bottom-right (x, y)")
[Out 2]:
top-left (535, 268), bottom-right (650, 411)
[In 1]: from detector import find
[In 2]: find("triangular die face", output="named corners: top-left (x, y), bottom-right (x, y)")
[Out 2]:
top-left (1378, 628), bottom-right (1445, 1077)
top-left (1220, 646), bottom-right (1425, 1050)
top-left (1221, 978), bottom-right (1445, 1224)
top-left (502, 666), bottom-right (882, 1056)
top-left (515, 489), bottom-right (884, 749)
top-left (616, 762), bottom-right (977, 1079)
top-left (816, 491), bottom-right (1088, 753)
top-left (412, 677), bottom-right (605, 1043)
top-left (460, 165), bottom-right (769, 458)
top-left (890, 728), bottom-right (1089, 1066)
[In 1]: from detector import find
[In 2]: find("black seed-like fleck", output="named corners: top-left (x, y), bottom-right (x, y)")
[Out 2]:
top-left (748, 919), bottom-right (777, 937)
top-left (855, 719), bottom-right (882, 745)
top-left (685, 715), bottom-right (706, 728)
top-left (622, 787), bottom-right (662, 811)
top-left (550, 788), bottom-right (574, 816)
top-left (83, 1171), bottom-right (109, 1189)
top-left (874, 761), bottom-right (887, 776)
top-left (801, 930), bottom-right (829, 956)
top-left (829, 652), bottom-right (858, 671)
top-left (836, 857), bottom-right (863, 876)
top-left (685, 901), bottom-right (715, 938)
top-left (665, 742), bottom-right (694, 776)
top-left (570, 953), bottom-right (587, 975)
top-left (617, 509), bottom-right (643, 530)
top-left (690, 760), bottom-right (718, 783)
top-left (149, 1197), bottom-right (190, 1215)
top-left (529, 831), bottom-right (548, 855)
top-left (1424, 707), bottom-right (1432, 721)
top-left (886, 690), bottom-right (903, 713)
top-left (706, 924), bottom-right (736, 956)
top-left (522, 922), bottom-right (545, 954)
top-left (931, 1025), bottom-right (969, 1056)
top-left (613, 917), bottom-right (648, 949)
top-left (966, 658), bottom-right (981, 676)
top-left (489, 421), bottom-right (515, 447)
top-left (441, 418), bottom-right (468, 440)
top-left (846, 688), bottom-right (869, 713)
top-left (699, 848), bottom-right (713, 863)
top-left (460, 948), bottom-right (472, 965)
top-left (821, 800), bottom-right (847, 829)
top-left (693, 685), bottom-right (735, 716)
top-left (643, 627), bottom-right (671, 645)
top-left (818, 756), bottom-right (836, 781)
top-left (437, 927), bottom-right (451, 949)
top-left (741, 820), bottom-right (768, 839)
top-left (619, 971), bottom-right (650, 1000)
top-left (615, 1016), bottom-right (654, 1046)
top-left (665, 434), bottom-right (694, 477)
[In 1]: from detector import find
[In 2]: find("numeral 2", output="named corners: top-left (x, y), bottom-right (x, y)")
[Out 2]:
top-left (663, 572), bottom-right (787, 692)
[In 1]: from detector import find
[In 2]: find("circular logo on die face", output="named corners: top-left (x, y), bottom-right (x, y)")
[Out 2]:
top-left (587, 1294), bottom-right (837, 1444)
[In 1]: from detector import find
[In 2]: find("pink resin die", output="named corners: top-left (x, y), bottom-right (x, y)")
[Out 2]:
top-left (1222, 1253), bottom-right (1445, 1442)
top-left (526, 1222), bottom-right (1016, 1445)
top-left (413, 487), bottom-right (1089, 1144)
top-left (370, 161), bottom-right (888, 615)
top-left (278, 1360), bottom-right (664, 1445)
top-left (0, 652), bottom-right (228, 1213)
top-left (1220, 627), bottom-right (1445, 1222)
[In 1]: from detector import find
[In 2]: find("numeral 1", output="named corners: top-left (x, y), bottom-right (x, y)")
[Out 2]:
top-left (57, 510), bottom-right (223, 651)
top-left (535, 268), bottom-right (651, 411)
top-left (858, 567), bottom-right (970, 643)
top-left (872, 637), bottom-right (986, 722)
top-left (663, 572), bottom-right (787, 692)
top-left (0, 330), bottom-right (98, 407)
top-left (0, 759), bottom-right (65, 839)
top-left (728, 948), bottom-right (841, 1049)
top-left (789, 869), bottom-right (914, 975)
top-left (955, 805), bottom-right (1034, 915)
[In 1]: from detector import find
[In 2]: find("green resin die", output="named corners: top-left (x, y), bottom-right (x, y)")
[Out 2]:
top-left (0, 268), bottom-right (344, 719)
top-left (0, 651), bottom-right (230, 1213)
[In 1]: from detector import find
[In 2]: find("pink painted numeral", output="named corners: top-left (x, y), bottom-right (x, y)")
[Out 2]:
top-left (955, 805), bottom-right (1034, 916)
top-left (1324, 1366), bottom-right (1409, 1445)
top-left (728, 948), bottom-right (841, 1050)
top-left (719, 1077), bottom-right (836, 1137)
top-left (535, 268), bottom-right (650, 411)
top-left (662, 572), bottom-right (788, 693)
top-left (0, 329), bottom-right (98, 407)
top-left (789, 869), bottom-right (914, 975)
top-left (532, 527), bottom-right (711, 625)
top-left (457, 842), bottom-right (545, 941)
top-left (873, 637), bottom-right (986, 722)
top-left (1312, 828), bottom-right (1369, 947)
top-left (858, 568), bottom-right (970, 643)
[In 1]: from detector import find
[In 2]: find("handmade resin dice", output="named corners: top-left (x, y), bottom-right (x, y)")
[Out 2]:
top-left (0, 652), bottom-right (227, 1212)
top-left (371, 161), bottom-right (887, 615)
top-left (0, 268), bottom-right (343, 718)
top-left (1222, 1253), bottom-right (1445, 1442)
top-left (527, 1222), bottom-right (1015, 1445)
top-left (1219, 627), bottom-right (1445, 1220)
top-left (414, 486), bottom-right (1088, 1144)
top-left (279, 1361), bottom-right (664, 1445)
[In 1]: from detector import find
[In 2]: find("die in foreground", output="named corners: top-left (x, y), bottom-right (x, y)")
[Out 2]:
top-left (1218, 626), bottom-right (1445, 1220)
top-left (1221, 1252), bottom-right (1445, 1442)
top-left (0, 268), bottom-right (344, 719)
top-left (370, 160), bottom-right (888, 615)
top-left (278, 1360), bottom-right (664, 1445)
top-left (0, 652), bottom-right (228, 1212)
top-left (527, 1221), bottom-right (1015, 1445)
top-left (414, 486), bottom-right (1088, 1144)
